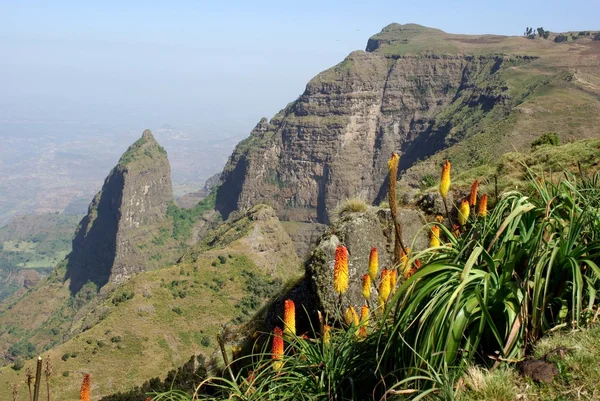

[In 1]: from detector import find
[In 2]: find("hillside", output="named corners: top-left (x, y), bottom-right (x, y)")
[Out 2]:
top-left (0, 204), bottom-right (302, 400)
top-left (1, 23), bottom-right (600, 400)
top-left (216, 23), bottom-right (600, 228)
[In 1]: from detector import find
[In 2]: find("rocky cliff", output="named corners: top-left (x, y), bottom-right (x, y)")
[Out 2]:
top-left (216, 23), bottom-right (600, 225)
top-left (65, 130), bottom-right (173, 293)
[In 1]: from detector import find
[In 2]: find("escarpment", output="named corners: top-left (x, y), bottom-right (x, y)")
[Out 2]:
top-left (65, 130), bottom-right (173, 293)
top-left (216, 25), bottom-right (524, 225)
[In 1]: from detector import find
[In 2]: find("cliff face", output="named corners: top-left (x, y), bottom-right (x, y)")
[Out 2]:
top-left (216, 23), bottom-right (600, 225)
top-left (65, 130), bottom-right (172, 293)
top-left (215, 26), bottom-right (513, 224)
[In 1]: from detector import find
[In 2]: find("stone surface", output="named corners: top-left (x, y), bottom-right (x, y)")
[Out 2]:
top-left (215, 30), bottom-right (513, 225)
top-left (275, 206), bottom-right (428, 321)
top-left (65, 130), bottom-right (173, 293)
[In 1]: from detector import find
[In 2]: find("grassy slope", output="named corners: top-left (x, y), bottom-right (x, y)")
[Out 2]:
top-left (458, 325), bottom-right (600, 401)
top-left (0, 205), bottom-right (302, 400)
top-left (414, 138), bottom-right (600, 201)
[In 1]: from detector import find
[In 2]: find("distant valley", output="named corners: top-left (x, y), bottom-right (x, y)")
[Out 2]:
top-left (0, 120), bottom-right (247, 225)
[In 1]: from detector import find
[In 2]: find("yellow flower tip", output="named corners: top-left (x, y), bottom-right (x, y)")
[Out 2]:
top-left (361, 274), bottom-right (371, 300)
top-left (378, 270), bottom-right (392, 305)
top-left (333, 245), bottom-right (349, 295)
top-left (439, 160), bottom-right (451, 199)
top-left (389, 269), bottom-right (397, 289)
top-left (469, 180), bottom-right (479, 207)
top-left (272, 327), bottom-right (284, 371)
top-left (283, 299), bottom-right (296, 337)
top-left (479, 193), bottom-right (489, 217)
top-left (387, 152), bottom-right (400, 173)
top-left (368, 247), bottom-right (379, 282)
top-left (458, 199), bottom-right (470, 226)
top-left (323, 324), bottom-right (331, 344)
top-left (400, 247), bottom-right (411, 273)
top-left (79, 373), bottom-right (91, 401)
top-left (360, 305), bottom-right (369, 325)
top-left (344, 306), bottom-right (359, 326)
top-left (430, 225), bottom-right (441, 248)
top-left (435, 214), bottom-right (444, 223)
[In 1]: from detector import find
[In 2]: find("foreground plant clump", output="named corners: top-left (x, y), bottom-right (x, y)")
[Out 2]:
top-left (70, 157), bottom-right (600, 400)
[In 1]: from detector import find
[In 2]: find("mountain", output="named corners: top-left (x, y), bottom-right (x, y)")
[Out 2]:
top-left (2, 23), bottom-right (600, 399)
top-left (0, 205), bottom-right (301, 400)
top-left (0, 131), bottom-right (180, 373)
top-left (65, 130), bottom-right (173, 294)
top-left (216, 23), bottom-right (600, 227)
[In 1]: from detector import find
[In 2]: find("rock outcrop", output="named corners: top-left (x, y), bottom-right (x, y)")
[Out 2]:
top-left (267, 205), bottom-right (428, 328)
top-left (216, 24), bottom-right (521, 225)
top-left (65, 130), bottom-right (173, 293)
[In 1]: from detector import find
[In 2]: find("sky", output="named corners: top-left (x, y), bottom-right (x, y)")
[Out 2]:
top-left (0, 0), bottom-right (598, 134)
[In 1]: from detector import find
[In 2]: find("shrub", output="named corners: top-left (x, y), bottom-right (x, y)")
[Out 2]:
top-left (531, 132), bottom-right (560, 148)
top-left (200, 336), bottom-right (211, 347)
top-left (111, 336), bottom-right (122, 343)
top-left (11, 359), bottom-right (24, 371)
top-left (554, 34), bottom-right (569, 43)
top-left (334, 197), bottom-right (369, 218)
top-left (62, 371), bottom-right (69, 377)
top-left (112, 290), bottom-right (134, 306)
top-left (218, 255), bottom-right (227, 264)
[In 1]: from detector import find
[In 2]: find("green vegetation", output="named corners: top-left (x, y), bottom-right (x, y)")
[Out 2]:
top-left (118, 132), bottom-right (167, 166)
top-left (0, 213), bottom-right (80, 302)
top-left (554, 34), bottom-right (569, 43)
top-left (167, 190), bottom-right (218, 240)
top-left (155, 167), bottom-right (600, 400)
top-left (530, 131), bottom-right (560, 148)
top-left (100, 355), bottom-right (209, 401)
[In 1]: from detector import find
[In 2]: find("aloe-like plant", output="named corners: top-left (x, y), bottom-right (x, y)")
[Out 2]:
top-left (378, 169), bottom-right (600, 392)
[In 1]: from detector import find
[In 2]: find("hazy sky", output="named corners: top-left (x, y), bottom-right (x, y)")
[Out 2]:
top-left (1, 0), bottom-right (597, 133)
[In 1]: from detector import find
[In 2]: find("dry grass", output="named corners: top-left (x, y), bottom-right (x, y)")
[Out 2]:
top-left (334, 197), bottom-right (369, 218)
top-left (457, 325), bottom-right (600, 401)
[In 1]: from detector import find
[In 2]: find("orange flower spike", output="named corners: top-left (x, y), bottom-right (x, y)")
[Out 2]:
top-left (469, 180), bottom-right (479, 207)
top-left (439, 161), bottom-right (451, 199)
top-left (452, 224), bottom-right (461, 238)
top-left (378, 270), bottom-right (392, 305)
top-left (368, 247), bottom-right (379, 282)
top-left (360, 305), bottom-right (369, 326)
top-left (272, 327), bottom-right (284, 371)
top-left (361, 274), bottom-right (371, 301)
top-left (344, 306), bottom-right (359, 326)
top-left (79, 373), bottom-right (91, 401)
top-left (430, 225), bottom-right (441, 248)
top-left (389, 269), bottom-right (397, 289)
top-left (323, 324), bottom-right (331, 344)
top-left (415, 259), bottom-right (422, 269)
top-left (283, 299), bottom-right (296, 337)
top-left (458, 199), bottom-right (470, 226)
top-left (435, 214), bottom-right (444, 223)
top-left (479, 193), bottom-right (489, 217)
top-left (359, 305), bottom-right (369, 338)
top-left (333, 245), bottom-right (349, 295)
